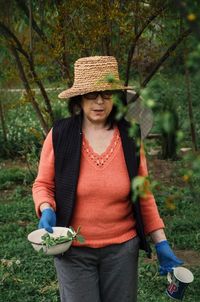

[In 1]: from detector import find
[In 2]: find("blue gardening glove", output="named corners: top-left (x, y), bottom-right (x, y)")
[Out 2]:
top-left (38, 208), bottom-right (56, 233)
top-left (155, 240), bottom-right (184, 275)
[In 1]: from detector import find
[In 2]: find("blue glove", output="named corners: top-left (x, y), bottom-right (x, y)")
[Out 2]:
top-left (155, 240), bottom-right (184, 275)
top-left (38, 208), bottom-right (56, 233)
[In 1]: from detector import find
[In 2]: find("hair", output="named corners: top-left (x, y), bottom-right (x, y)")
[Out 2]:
top-left (67, 90), bottom-right (127, 129)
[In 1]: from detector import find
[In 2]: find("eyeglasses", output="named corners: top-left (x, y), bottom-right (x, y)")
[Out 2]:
top-left (83, 91), bottom-right (113, 100)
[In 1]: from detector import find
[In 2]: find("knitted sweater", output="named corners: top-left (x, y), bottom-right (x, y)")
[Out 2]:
top-left (32, 127), bottom-right (164, 248)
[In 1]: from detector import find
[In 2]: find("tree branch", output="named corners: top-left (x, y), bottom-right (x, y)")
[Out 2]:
top-left (10, 45), bottom-right (49, 134)
top-left (0, 21), bottom-right (29, 59)
top-left (130, 28), bottom-right (192, 103)
top-left (141, 28), bottom-right (192, 87)
top-left (0, 21), bottom-right (54, 123)
top-left (125, 3), bottom-right (168, 86)
top-left (15, 0), bottom-right (71, 83)
top-left (0, 100), bottom-right (7, 143)
top-left (15, 0), bottom-right (50, 46)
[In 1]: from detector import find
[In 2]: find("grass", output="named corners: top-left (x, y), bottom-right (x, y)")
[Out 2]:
top-left (0, 161), bottom-right (200, 301)
top-left (0, 189), bottom-right (59, 302)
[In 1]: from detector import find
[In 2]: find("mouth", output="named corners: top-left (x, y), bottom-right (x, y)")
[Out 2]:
top-left (93, 109), bottom-right (104, 112)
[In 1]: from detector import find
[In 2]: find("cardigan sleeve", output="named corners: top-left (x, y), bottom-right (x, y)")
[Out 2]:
top-left (138, 145), bottom-right (165, 235)
top-left (32, 129), bottom-right (56, 217)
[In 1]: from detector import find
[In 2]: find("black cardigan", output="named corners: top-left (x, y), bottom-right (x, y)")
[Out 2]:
top-left (52, 114), bottom-right (151, 258)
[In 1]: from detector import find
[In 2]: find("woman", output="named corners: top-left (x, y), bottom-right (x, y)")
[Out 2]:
top-left (32, 56), bottom-right (183, 302)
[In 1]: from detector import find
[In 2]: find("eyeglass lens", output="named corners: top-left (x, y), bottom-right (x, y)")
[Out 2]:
top-left (84, 91), bottom-right (113, 100)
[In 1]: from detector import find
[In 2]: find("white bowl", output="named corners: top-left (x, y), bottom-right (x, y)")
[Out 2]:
top-left (27, 227), bottom-right (73, 255)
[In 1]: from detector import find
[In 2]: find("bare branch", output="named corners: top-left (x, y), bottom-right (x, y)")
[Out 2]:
top-left (0, 21), bottom-right (29, 59)
top-left (15, 0), bottom-right (72, 83)
top-left (15, 0), bottom-right (50, 46)
top-left (130, 28), bottom-right (192, 103)
top-left (0, 21), bottom-right (54, 124)
top-left (141, 28), bottom-right (192, 87)
top-left (10, 45), bottom-right (49, 134)
top-left (125, 4), bottom-right (168, 85)
top-left (0, 100), bottom-right (7, 143)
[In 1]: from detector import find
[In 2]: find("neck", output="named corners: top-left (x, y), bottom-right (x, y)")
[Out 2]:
top-left (82, 116), bottom-right (108, 131)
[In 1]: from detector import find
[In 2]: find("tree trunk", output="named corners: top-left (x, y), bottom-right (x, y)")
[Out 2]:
top-left (29, 0), bottom-right (33, 60)
top-left (10, 45), bottom-right (49, 135)
top-left (28, 58), bottom-right (55, 124)
top-left (161, 119), bottom-right (179, 160)
top-left (102, 1), bottom-right (111, 55)
top-left (184, 51), bottom-right (198, 151)
top-left (134, 0), bottom-right (142, 86)
top-left (28, 1), bottom-right (54, 124)
top-left (55, 0), bottom-right (72, 82)
top-left (0, 99), bottom-right (7, 143)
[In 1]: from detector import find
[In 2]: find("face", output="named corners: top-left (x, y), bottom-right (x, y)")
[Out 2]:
top-left (81, 91), bottom-right (114, 126)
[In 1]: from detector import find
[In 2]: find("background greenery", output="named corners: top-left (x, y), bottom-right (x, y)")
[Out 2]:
top-left (1, 0), bottom-right (200, 301)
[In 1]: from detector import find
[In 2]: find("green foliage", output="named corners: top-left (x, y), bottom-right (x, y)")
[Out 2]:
top-left (143, 148), bottom-right (200, 254)
top-left (187, 43), bottom-right (200, 72)
top-left (0, 90), bottom-right (68, 158)
top-left (160, 111), bottom-right (177, 134)
top-left (0, 167), bottom-right (33, 190)
top-left (0, 96), bottom-right (43, 158)
top-left (144, 72), bottom-right (200, 149)
top-left (132, 175), bottom-right (159, 202)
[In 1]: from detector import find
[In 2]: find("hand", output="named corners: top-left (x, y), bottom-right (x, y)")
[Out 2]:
top-left (155, 240), bottom-right (184, 275)
top-left (38, 208), bottom-right (56, 233)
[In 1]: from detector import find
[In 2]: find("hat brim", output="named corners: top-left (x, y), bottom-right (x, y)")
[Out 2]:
top-left (58, 85), bottom-right (134, 99)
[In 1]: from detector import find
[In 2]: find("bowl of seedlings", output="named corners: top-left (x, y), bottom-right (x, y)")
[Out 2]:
top-left (27, 226), bottom-right (84, 255)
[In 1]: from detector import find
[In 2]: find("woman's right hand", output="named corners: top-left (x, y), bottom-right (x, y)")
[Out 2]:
top-left (38, 208), bottom-right (56, 233)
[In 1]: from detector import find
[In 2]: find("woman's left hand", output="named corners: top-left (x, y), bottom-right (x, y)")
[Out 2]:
top-left (155, 240), bottom-right (184, 275)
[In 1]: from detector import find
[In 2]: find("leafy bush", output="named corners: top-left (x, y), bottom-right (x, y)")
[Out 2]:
top-left (0, 91), bottom-right (68, 158)
top-left (0, 167), bottom-right (33, 189)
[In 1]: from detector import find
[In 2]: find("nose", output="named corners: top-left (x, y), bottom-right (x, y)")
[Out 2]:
top-left (95, 94), bottom-right (104, 104)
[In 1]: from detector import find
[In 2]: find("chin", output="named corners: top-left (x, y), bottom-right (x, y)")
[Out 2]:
top-left (89, 117), bottom-right (107, 124)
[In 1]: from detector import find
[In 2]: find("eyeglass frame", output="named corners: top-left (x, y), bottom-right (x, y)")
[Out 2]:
top-left (83, 90), bottom-right (115, 100)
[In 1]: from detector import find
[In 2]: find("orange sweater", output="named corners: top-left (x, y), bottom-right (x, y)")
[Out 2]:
top-left (32, 128), bottom-right (164, 248)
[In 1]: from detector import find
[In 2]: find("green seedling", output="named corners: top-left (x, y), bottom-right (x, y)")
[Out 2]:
top-left (41, 226), bottom-right (85, 248)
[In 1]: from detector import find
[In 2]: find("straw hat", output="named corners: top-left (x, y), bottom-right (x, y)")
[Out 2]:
top-left (58, 56), bottom-right (132, 99)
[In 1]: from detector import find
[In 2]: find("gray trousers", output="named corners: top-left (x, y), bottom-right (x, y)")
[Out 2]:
top-left (54, 237), bottom-right (140, 302)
